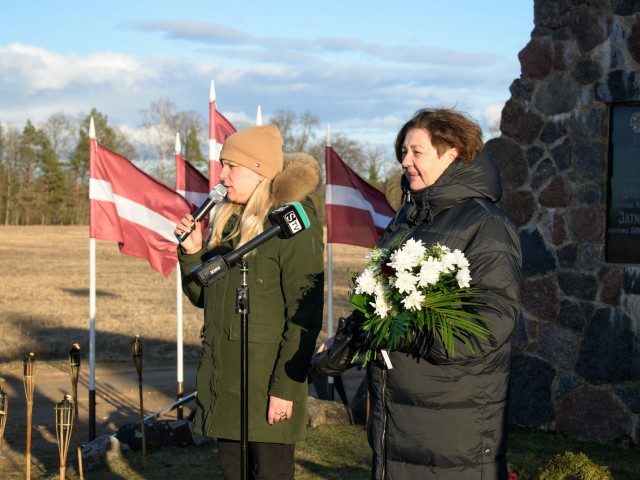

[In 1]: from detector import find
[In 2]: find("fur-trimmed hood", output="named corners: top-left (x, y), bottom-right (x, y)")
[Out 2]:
top-left (271, 152), bottom-right (320, 206)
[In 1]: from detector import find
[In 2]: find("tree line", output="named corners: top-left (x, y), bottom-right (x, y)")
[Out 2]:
top-left (0, 100), bottom-right (403, 226)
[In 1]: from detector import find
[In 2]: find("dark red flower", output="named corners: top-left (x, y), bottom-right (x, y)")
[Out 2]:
top-left (508, 471), bottom-right (519, 480)
top-left (380, 259), bottom-right (395, 277)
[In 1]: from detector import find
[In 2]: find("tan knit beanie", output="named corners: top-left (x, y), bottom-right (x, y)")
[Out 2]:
top-left (220, 125), bottom-right (284, 180)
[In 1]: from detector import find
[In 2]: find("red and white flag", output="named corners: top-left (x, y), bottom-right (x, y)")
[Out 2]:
top-left (175, 152), bottom-right (209, 206)
top-left (90, 139), bottom-right (192, 276)
top-left (325, 146), bottom-right (395, 248)
top-left (209, 85), bottom-right (236, 189)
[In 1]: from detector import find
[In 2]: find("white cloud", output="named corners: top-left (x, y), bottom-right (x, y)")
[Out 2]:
top-left (0, 20), bottom-right (520, 152)
top-left (481, 102), bottom-right (507, 138)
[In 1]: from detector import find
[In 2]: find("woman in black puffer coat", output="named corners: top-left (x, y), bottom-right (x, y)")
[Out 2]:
top-left (365, 108), bottom-right (522, 480)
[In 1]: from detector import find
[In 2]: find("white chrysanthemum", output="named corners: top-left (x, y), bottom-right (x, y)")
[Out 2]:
top-left (371, 283), bottom-right (392, 317)
top-left (456, 267), bottom-right (472, 288)
top-left (401, 289), bottom-right (425, 311)
top-left (390, 240), bottom-right (424, 272)
top-left (355, 268), bottom-right (379, 295)
top-left (450, 249), bottom-right (469, 269)
top-left (418, 257), bottom-right (443, 287)
top-left (394, 270), bottom-right (419, 294)
top-left (440, 251), bottom-right (459, 272)
top-left (401, 238), bottom-right (426, 261)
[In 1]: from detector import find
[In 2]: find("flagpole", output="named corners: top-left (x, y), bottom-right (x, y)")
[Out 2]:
top-left (325, 125), bottom-right (334, 401)
top-left (209, 80), bottom-right (218, 191)
top-left (88, 117), bottom-right (97, 439)
top-left (174, 133), bottom-right (184, 419)
top-left (255, 105), bottom-right (262, 126)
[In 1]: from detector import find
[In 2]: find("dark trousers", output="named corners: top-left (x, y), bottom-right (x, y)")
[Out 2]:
top-left (217, 439), bottom-right (295, 480)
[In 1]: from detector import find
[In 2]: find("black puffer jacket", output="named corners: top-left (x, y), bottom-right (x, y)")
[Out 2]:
top-left (366, 152), bottom-right (522, 480)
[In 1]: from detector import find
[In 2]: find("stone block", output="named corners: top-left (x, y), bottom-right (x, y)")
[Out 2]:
top-left (576, 307), bottom-right (640, 383)
top-left (306, 396), bottom-right (354, 428)
top-left (539, 176), bottom-right (572, 208)
top-left (520, 227), bottom-right (557, 277)
top-left (557, 299), bottom-right (587, 331)
top-left (500, 191), bottom-right (535, 227)
top-left (558, 272), bottom-right (598, 301)
top-left (523, 277), bottom-right (560, 320)
top-left (82, 434), bottom-right (132, 471)
top-left (115, 419), bottom-right (198, 452)
top-left (509, 354), bottom-right (556, 427)
top-left (556, 385), bottom-right (631, 441)
top-left (538, 322), bottom-right (578, 369)
top-left (531, 157), bottom-right (557, 189)
top-left (534, 74), bottom-right (580, 115)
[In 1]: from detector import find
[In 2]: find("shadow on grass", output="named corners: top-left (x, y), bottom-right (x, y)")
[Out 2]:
top-left (0, 313), bottom-right (202, 363)
top-left (61, 287), bottom-right (119, 298)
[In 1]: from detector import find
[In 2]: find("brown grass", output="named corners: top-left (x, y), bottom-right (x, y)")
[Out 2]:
top-left (0, 225), bottom-right (367, 364)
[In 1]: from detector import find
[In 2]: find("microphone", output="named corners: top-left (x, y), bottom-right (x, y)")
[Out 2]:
top-left (176, 183), bottom-right (228, 242)
top-left (191, 202), bottom-right (310, 287)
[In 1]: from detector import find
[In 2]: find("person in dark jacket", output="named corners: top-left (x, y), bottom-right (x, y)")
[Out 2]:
top-left (320, 108), bottom-right (521, 479)
top-left (175, 125), bottom-right (324, 480)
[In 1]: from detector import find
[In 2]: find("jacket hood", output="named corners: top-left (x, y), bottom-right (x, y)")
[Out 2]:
top-left (439, 150), bottom-right (502, 204)
top-left (271, 152), bottom-right (320, 206)
top-left (398, 150), bottom-right (502, 227)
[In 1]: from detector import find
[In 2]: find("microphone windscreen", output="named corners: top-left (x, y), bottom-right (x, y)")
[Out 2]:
top-left (268, 202), bottom-right (310, 239)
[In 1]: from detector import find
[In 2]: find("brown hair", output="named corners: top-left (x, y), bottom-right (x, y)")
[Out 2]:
top-left (394, 108), bottom-right (484, 164)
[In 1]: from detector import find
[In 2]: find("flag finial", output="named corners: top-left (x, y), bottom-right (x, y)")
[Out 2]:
top-left (209, 80), bottom-right (216, 102)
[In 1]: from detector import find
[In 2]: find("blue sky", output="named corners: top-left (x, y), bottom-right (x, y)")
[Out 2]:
top-left (0, 1), bottom-right (534, 153)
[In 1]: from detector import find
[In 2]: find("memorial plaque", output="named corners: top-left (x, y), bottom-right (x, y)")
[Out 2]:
top-left (606, 104), bottom-right (640, 263)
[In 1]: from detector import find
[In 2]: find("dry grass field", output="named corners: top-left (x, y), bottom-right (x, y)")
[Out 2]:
top-left (0, 225), bottom-right (367, 364)
top-left (1, 227), bottom-right (638, 479)
top-left (0, 226), bottom-right (369, 478)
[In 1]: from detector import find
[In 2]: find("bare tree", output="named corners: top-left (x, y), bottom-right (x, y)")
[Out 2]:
top-left (141, 98), bottom-right (206, 182)
top-left (41, 112), bottom-right (78, 163)
top-left (270, 110), bottom-right (320, 153)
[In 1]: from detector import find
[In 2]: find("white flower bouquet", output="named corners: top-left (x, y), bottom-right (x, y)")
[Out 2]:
top-left (349, 239), bottom-right (492, 365)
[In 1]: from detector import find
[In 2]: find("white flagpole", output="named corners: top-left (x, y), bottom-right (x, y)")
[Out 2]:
top-left (256, 105), bottom-right (263, 126)
top-left (88, 117), bottom-right (97, 439)
top-left (209, 80), bottom-right (217, 191)
top-left (325, 125), bottom-right (335, 400)
top-left (175, 133), bottom-right (184, 418)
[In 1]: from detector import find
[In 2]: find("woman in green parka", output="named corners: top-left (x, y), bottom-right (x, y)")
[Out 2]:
top-left (174, 125), bottom-right (324, 480)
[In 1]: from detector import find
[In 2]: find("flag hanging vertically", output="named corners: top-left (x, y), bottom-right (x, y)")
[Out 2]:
top-left (209, 81), bottom-right (236, 189)
top-left (325, 145), bottom-right (395, 248)
top-left (89, 138), bottom-right (192, 276)
top-left (175, 150), bottom-right (209, 206)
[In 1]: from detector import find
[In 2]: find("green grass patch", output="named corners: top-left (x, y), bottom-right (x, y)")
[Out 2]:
top-left (9, 424), bottom-right (638, 479)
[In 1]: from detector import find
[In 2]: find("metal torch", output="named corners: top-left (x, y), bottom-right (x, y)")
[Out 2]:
top-left (23, 352), bottom-right (35, 480)
top-left (131, 335), bottom-right (147, 467)
top-left (69, 343), bottom-right (84, 479)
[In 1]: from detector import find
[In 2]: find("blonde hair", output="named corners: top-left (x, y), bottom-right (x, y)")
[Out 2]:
top-left (206, 179), bottom-right (273, 254)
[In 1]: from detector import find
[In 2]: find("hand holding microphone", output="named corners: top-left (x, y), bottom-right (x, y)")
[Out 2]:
top-left (175, 183), bottom-right (227, 250)
top-left (191, 202), bottom-right (310, 287)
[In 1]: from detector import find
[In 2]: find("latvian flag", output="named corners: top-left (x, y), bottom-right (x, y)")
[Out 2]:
top-left (90, 139), bottom-right (192, 276)
top-left (325, 146), bottom-right (395, 248)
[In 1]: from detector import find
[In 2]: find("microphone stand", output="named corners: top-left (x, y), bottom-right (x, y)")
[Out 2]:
top-left (236, 259), bottom-right (250, 480)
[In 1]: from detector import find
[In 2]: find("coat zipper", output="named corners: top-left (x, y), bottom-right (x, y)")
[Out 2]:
top-left (380, 365), bottom-right (388, 479)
